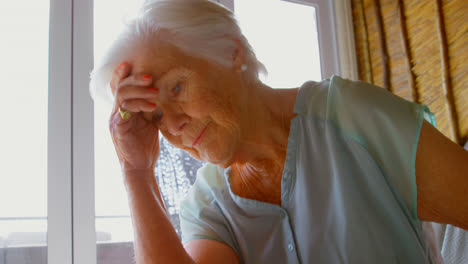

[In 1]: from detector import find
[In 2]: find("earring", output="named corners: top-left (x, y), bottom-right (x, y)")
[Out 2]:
top-left (240, 64), bottom-right (247, 72)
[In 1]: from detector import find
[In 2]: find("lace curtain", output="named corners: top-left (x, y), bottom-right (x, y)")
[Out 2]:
top-left (155, 137), bottom-right (204, 238)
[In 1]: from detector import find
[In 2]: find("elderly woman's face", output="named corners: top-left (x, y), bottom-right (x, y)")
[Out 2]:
top-left (130, 42), bottom-right (244, 167)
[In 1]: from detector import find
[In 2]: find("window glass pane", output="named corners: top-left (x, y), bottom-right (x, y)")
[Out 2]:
top-left (0, 0), bottom-right (49, 263)
top-left (235, 0), bottom-right (322, 87)
top-left (94, 1), bottom-right (144, 261)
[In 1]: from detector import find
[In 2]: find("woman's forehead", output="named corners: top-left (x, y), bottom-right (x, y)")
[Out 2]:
top-left (130, 42), bottom-right (189, 77)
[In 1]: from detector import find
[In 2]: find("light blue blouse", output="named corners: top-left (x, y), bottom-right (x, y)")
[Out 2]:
top-left (179, 76), bottom-right (437, 263)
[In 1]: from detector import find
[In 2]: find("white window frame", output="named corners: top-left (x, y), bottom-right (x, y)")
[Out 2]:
top-left (332, 0), bottom-right (358, 80)
top-left (48, 0), bottom-right (95, 263)
top-left (44, 0), bottom-right (356, 263)
top-left (71, 0), bottom-right (96, 263)
top-left (48, 0), bottom-right (73, 262)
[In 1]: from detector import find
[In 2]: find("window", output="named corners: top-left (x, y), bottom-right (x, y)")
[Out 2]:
top-left (0, 0), bottom-right (49, 262)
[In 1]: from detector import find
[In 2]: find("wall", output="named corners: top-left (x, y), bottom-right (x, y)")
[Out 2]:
top-left (351, 0), bottom-right (468, 145)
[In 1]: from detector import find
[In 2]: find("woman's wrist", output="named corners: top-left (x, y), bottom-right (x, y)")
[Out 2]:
top-left (122, 167), bottom-right (154, 177)
top-left (122, 167), bottom-right (167, 211)
top-left (122, 168), bottom-right (156, 187)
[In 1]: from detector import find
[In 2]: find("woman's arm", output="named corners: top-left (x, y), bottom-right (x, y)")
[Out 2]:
top-left (125, 169), bottom-right (240, 264)
top-left (416, 121), bottom-right (468, 229)
top-left (185, 239), bottom-right (241, 264)
top-left (124, 169), bottom-right (195, 263)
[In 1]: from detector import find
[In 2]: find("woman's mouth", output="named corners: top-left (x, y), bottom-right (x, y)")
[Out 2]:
top-left (192, 125), bottom-right (208, 148)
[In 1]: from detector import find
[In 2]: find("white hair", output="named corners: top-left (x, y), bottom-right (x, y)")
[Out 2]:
top-left (90, 0), bottom-right (266, 103)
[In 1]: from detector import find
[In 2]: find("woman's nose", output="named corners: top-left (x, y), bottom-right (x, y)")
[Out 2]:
top-left (165, 112), bottom-right (189, 136)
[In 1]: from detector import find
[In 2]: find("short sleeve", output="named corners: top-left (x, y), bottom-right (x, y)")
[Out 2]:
top-left (179, 164), bottom-right (238, 252)
top-left (326, 76), bottom-right (436, 219)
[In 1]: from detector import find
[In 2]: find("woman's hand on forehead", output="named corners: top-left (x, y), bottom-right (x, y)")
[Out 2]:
top-left (111, 62), bottom-right (158, 107)
top-left (108, 62), bottom-right (162, 172)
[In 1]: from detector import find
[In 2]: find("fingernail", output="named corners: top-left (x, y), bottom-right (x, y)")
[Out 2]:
top-left (119, 62), bottom-right (125, 69)
top-left (142, 74), bottom-right (151, 79)
top-left (147, 88), bottom-right (159, 92)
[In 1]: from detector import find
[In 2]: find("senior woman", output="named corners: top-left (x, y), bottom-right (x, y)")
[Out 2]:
top-left (90, 0), bottom-right (468, 263)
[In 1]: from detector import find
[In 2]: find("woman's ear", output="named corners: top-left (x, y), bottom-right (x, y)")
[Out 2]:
top-left (232, 39), bottom-right (247, 72)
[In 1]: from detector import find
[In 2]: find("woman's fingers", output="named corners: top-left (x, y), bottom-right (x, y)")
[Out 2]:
top-left (109, 100), bottom-right (158, 137)
top-left (111, 63), bottom-right (157, 105)
top-left (116, 85), bottom-right (159, 103)
top-left (109, 62), bottom-right (163, 129)
top-left (111, 62), bottom-right (155, 98)
top-left (120, 99), bottom-right (158, 113)
top-left (119, 73), bottom-right (153, 87)
top-left (110, 62), bottom-right (132, 95)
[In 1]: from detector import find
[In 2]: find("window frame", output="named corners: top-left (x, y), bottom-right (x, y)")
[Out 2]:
top-left (48, 0), bottom-right (95, 263)
top-left (71, 0), bottom-right (96, 263)
top-left (47, 0), bottom-right (73, 263)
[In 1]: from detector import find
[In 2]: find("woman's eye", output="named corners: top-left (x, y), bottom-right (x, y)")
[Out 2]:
top-left (173, 83), bottom-right (182, 93)
top-left (153, 111), bottom-right (163, 122)
top-left (153, 105), bottom-right (163, 121)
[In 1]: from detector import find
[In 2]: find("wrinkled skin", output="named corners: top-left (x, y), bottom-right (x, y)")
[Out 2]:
top-left (110, 40), bottom-right (254, 171)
